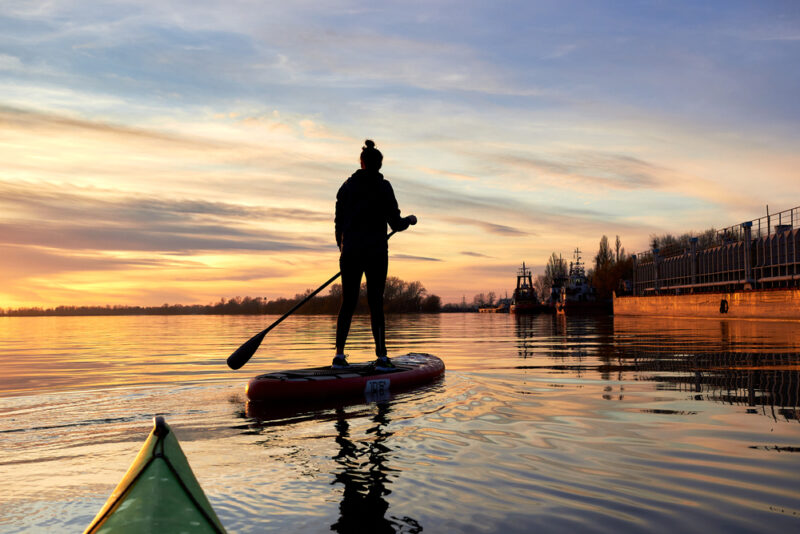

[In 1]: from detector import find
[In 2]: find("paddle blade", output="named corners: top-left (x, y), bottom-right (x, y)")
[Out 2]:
top-left (227, 330), bottom-right (267, 370)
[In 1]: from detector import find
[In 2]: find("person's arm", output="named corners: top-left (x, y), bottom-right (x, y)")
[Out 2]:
top-left (335, 186), bottom-right (345, 250)
top-left (383, 181), bottom-right (416, 232)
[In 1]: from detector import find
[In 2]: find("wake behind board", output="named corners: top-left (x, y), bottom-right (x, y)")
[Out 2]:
top-left (246, 352), bottom-right (444, 402)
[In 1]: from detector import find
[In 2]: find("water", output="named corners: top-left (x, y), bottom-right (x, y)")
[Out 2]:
top-left (1, 314), bottom-right (800, 533)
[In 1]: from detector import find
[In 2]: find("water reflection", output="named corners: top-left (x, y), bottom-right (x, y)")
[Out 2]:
top-left (245, 400), bottom-right (422, 533)
top-left (612, 315), bottom-right (800, 353)
top-left (606, 352), bottom-right (800, 422)
top-left (512, 314), bottom-right (800, 424)
top-left (331, 403), bottom-right (421, 534)
top-left (611, 316), bottom-right (800, 423)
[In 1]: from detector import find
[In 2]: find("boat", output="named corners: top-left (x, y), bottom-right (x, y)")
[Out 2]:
top-left (478, 298), bottom-right (511, 313)
top-left (510, 262), bottom-right (545, 314)
top-left (246, 352), bottom-right (445, 402)
top-left (550, 249), bottom-right (611, 314)
top-left (84, 416), bottom-right (227, 534)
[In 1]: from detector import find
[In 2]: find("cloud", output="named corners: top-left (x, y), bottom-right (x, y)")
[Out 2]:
top-left (495, 150), bottom-right (668, 190)
top-left (461, 262), bottom-right (541, 278)
top-left (299, 119), bottom-right (354, 141)
top-left (394, 177), bottom-right (628, 234)
top-left (243, 17), bottom-right (551, 97)
top-left (461, 251), bottom-right (492, 258)
top-left (0, 54), bottom-right (23, 70)
top-left (445, 217), bottom-right (529, 236)
top-left (418, 166), bottom-right (479, 182)
top-left (0, 106), bottom-right (224, 148)
top-left (391, 254), bottom-right (442, 262)
top-left (0, 222), bottom-right (321, 253)
top-left (0, 180), bottom-right (331, 253)
top-left (0, 105), bottom-right (361, 217)
top-left (0, 180), bottom-right (329, 221)
top-left (0, 244), bottom-right (194, 278)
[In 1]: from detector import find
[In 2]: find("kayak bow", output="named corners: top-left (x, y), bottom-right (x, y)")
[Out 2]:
top-left (84, 416), bottom-right (226, 534)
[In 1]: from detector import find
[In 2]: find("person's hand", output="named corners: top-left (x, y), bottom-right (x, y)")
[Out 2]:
top-left (407, 215), bottom-right (418, 225)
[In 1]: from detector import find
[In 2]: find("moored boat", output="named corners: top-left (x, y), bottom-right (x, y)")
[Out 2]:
top-left (478, 298), bottom-right (511, 313)
top-left (550, 249), bottom-right (611, 314)
top-left (510, 262), bottom-right (546, 314)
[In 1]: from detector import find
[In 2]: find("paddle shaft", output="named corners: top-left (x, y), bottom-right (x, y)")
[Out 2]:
top-left (260, 270), bottom-right (342, 338)
top-left (227, 230), bottom-right (396, 370)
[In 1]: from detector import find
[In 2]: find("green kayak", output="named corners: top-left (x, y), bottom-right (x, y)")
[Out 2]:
top-left (85, 416), bottom-right (227, 533)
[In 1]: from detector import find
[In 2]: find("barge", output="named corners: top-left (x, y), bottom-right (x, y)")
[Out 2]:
top-left (614, 205), bottom-right (800, 320)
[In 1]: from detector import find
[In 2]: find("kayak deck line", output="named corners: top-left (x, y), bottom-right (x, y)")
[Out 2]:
top-left (84, 416), bottom-right (227, 534)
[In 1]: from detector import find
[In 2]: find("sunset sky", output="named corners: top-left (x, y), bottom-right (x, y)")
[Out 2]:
top-left (1, 1), bottom-right (799, 307)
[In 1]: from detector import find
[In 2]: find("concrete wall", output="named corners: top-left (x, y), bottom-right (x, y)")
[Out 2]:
top-left (614, 289), bottom-right (800, 319)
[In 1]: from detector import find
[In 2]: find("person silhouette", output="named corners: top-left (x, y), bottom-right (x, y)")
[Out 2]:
top-left (333, 140), bottom-right (417, 370)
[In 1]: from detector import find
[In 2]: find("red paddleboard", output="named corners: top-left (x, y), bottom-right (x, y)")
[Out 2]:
top-left (246, 353), bottom-right (445, 402)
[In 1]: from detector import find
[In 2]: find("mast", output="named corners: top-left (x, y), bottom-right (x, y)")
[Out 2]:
top-left (517, 261), bottom-right (532, 290)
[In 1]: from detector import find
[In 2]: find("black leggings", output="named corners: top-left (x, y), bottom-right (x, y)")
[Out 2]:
top-left (336, 250), bottom-right (388, 357)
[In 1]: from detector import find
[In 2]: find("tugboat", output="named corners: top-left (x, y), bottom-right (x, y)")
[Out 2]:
top-left (550, 248), bottom-right (611, 314)
top-left (510, 262), bottom-right (544, 314)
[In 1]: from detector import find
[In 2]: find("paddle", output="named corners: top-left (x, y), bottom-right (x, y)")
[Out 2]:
top-left (226, 230), bottom-right (398, 370)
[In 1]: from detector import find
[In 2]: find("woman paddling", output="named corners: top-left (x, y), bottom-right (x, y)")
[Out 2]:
top-left (333, 140), bottom-right (417, 370)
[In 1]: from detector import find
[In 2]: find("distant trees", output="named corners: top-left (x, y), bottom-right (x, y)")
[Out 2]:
top-left (472, 292), bottom-right (497, 308)
top-left (440, 291), bottom-right (501, 312)
top-left (1, 277), bottom-right (442, 316)
top-left (594, 235), bottom-right (614, 270)
top-left (384, 277), bottom-right (441, 313)
top-left (545, 253), bottom-right (568, 286)
top-left (614, 235), bottom-right (625, 263)
top-left (650, 227), bottom-right (718, 253)
top-left (589, 235), bottom-right (633, 299)
top-left (420, 294), bottom-right (442, 313)
top-left (539, 253), bottom-right (568, 301)
top-left (533, 274), bottom-right (547, 301)
top-left (441, 301), bottom-right (472, 312)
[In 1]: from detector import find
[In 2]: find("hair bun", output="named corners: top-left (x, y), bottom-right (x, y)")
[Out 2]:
top-left (364, 139), bottom-right (375, 149)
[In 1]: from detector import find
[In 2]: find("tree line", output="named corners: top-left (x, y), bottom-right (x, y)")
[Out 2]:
top-left (589, 235), bottom-right (634, 299)
top-left (650, 228), bottom-right (718, 251)
top-left (1, 277), bottom-right (442, 316)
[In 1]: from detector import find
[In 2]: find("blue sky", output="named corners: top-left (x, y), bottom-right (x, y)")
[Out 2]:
top-left (1, 1), bottom-right (798, 306)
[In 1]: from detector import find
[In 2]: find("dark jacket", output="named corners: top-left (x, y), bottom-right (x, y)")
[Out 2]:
top-left (335, 169), bottom-right (410, 255)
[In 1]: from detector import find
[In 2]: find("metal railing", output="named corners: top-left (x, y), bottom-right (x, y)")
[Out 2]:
top-left (719, 205), bottom-right (800, 241)
top-left (632, 205), bottom-right (800, 295)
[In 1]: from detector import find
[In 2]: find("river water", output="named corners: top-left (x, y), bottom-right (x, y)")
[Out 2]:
top-left (1, 313), bottom-right (799, 533)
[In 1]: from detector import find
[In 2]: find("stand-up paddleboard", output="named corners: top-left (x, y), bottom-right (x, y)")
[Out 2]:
top-left (246, 352), bottom-right (444, 402)
top-left (85, 416), bottom-right (226, 534)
